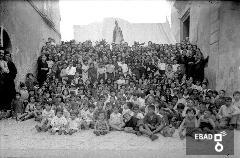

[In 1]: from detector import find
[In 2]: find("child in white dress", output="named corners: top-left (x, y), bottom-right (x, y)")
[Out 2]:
top-left (66, 110), bottom-right (81, 135)
top-left (109, 106), bottom-right (125, 131)
top-left (50, 108), bottom-right (67, 135)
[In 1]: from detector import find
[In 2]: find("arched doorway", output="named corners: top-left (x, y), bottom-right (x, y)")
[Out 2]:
top-left (0, 26), bottom-right (12, 52)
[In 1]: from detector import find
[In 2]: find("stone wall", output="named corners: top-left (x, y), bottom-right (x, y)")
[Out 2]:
top-left (170, 1), bottom-right (240, 94)
top-left (217, 2), bottom-right (240, 93)
top-left (0, 0), bottom-right (61, 87)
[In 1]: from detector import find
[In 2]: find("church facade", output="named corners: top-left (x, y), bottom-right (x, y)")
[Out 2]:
top-left (170, 0), bottom-right (240, 94)
top-left (0, 0), bottom-right (61, 86)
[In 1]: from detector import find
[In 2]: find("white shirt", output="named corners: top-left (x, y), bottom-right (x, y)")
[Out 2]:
top-left (137, 98), bottom-right (146, 107)
top-left (68, 118), bottom-right (81, 130)
top-left (233, 100), bottom-right (240, 110)
top-left (81, 109), bottom-right (93, 122)
top-left (73, 77), bottom-right (80, 85)
top-left (47, 60), bottom-right (54, 68)
top-left (177, 98), bottom-right (187, 106)
top-left (158, 62), bottom-right (166, 70)
top-left (66, 66), bottom-right (76, 76)
top-left (63, 108), bottom-right (70, 119)
top-left (60, 68), bottom-right (67, 77)
top-left (131, 99), bottom-right (139, 106)
top-left (42, 109), bottom-right (55, 120)
top-left (218, 105), bottom-right (239, 118)
top-left (121, 63), bottom-right (128, 74)
top-left (20, 89), bottom-right (29, 101)
top-left (136, 113), bottom-right (144, 119)
top-left (80, 109), bottom-right (89, 121)
top-left (105, 94), bottom-right (118, 103)
top-left (117, 79), bottom-right (125, 85)
top-left (122, 108), bottom-right (133, 116)
top-left (85, 110), bottom-right (94, 122)
top-left (25, 103), bottom-right (36, 112)
top-left (0, 60), bottom-right (9, 73)
top-left (106, 64), bottom-right (115, 73)
top-left (98, 67), bottom-right (106, 74)
top-left (51, 116), bottom-right (67, 127)
top-left (82, 64), bottom-right (89, 73)
top-left (117, 62), bottom-right (123, 67)
top-left (109, 112), bottom-right (123, 125)
top-left (172, 64), bottom-right (179, 72)
top-left (192, 85), bottom-right (203, 91)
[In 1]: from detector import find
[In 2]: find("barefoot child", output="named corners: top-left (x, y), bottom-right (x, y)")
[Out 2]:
top-left (34, 102), bottom-right (43, 122)
top-left (179, 108), bottom-right (199, 139)
top-left (18, 96), bottom-right (36, 121)
top-left (139, 105), bottom-right (165, 141)
top-left (85, 104), bottom-right (95, 129)
top-left (50, 108), bottom-right (67, 135)
top-left (12, 92), bottom-right (24, 120)
top-left (94, 112), bottom-right (109, 136)
top-left (198, 110), bottom-right (216, 134)
top-left (123, 111), bottom-right (142, 135)
top-left (66, 110), bottom-right (81, 135)
top-left (35, 102), bottom-right (55, 132)
top-left (109, 106), bottom-right (125, 131)
top-left (132, 105), bottom-right (144, 120)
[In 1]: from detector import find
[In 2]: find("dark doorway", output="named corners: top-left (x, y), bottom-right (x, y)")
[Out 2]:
top-left (0, 27), bottom-right (12, 52)
top-left (182, 16), bottom-right (190, 41)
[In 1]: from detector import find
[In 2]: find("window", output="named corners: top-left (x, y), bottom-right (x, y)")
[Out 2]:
top-left (180, 9), bottom-right (190, 42)
top-left (0, 27), bottom-right (3, 47)
top-left (183, 16), bottom-right (190, 41)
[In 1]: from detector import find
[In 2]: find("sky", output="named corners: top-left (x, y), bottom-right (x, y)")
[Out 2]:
top-left (60, 0), bottom-right (171, 41)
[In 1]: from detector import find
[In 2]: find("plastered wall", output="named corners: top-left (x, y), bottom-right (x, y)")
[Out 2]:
top-left (170, 1), bottom-right (240, 94)
top-left (0, 0), bottom-right (61, 87)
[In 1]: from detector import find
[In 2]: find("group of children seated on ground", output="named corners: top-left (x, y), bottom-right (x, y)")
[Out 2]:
top-left (9, 38), bottom-right (240, 141)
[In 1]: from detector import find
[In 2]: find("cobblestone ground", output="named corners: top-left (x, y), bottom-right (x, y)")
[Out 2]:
top-left (0, 119), bottom-right (239, 158)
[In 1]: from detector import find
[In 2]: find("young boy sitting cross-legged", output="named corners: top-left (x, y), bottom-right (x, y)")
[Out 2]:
top-left (35, 102), bottom-right (55, 132)
top-left (139, 105), bottom-right (165, 141)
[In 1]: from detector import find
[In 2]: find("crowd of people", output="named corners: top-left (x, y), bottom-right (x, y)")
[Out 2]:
top-left (1, 37), bottom-right (240, 141)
